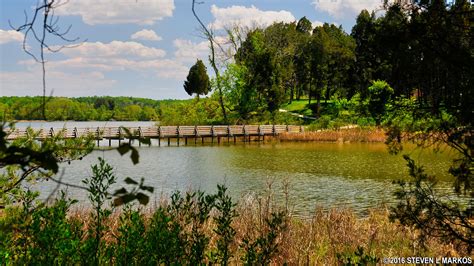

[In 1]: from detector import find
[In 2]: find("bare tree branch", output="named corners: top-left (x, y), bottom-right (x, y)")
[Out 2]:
top-left (9, 0), bottom-right (84, 120)
top-left (192, 0), bottom-right (228, 123)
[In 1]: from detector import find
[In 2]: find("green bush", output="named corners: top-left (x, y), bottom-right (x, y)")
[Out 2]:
top-left (307, 115), bottom-right (332, 130)
top-left (0, 155), bottom-right (287, 265)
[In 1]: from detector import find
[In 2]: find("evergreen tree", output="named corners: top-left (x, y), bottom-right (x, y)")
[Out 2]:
top-left (184, 59), bottom-right (211, 97)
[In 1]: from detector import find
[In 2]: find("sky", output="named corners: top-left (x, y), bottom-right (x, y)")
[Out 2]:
top-left (0, 0), bottom-right (385, 100)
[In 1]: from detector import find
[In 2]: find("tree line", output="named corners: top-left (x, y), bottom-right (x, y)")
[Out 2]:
top-left (0, 96), bottom-right (165, 121)
top-left (185, 0), bottom-right (472, 125)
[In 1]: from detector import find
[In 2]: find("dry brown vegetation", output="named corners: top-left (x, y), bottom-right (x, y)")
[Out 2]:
top-left (279, 128), bottom-right (387, 143)
top-left (66, 196), bottom-right (455, 265)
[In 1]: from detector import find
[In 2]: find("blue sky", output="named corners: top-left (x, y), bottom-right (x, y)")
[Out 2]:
top-left (0, 0), bottom-right (384, 99)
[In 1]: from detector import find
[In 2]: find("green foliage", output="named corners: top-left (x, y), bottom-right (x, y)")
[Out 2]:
top-left (28, 193), bottom-right (83, 264)
top-left (212, 185), bottom-right (238, 265)
top-left (296, 16), bottom-right (312, 34)
top-left (390, 155), bottom-right (473, 251)
top-left (184, 59), bottom-right (211, 97)
top-left (158, 96), bottom-right (223, 125)
top-left (1, 179), bottom-right (290, 265)
top-left (337, 246), bottom-right (378, 265)
top-left (113, 177), bottom-right (154, 206)
top-left (240, 211), bottom-right (286, 265)
top-left (81, 157), bottom-right (117, 265)
top-left (0, 96), bottom-right (160, 121)
top-left (221, 64), bottom-right (259, 122)
top-left (367, 80), bottom-right (394, 125)
top-left (113, 206), bottom-right (147, 265)
top-left (145, 206), bottom-right (185, 264)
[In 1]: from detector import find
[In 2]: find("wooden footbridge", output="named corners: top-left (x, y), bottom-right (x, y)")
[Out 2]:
top-left (6, 125), bottom-right (304, 146)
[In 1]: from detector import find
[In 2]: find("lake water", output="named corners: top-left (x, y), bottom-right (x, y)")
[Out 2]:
top-left (13, 121), bottom-right (458, 215)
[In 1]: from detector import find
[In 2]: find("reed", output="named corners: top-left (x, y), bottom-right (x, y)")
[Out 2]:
top-left (1, 185), bottom-right (460, 265)
top-left (63, 197), bottom-right (453, 265)
top-left (279, 128), bottom-right (387, 143)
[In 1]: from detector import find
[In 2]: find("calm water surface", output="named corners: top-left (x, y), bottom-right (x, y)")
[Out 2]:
top-left (14, 121), bottom-right (457, 215)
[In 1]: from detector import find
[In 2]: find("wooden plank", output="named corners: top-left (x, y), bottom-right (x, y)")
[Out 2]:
top-left (213, 126), bottom-right (228, 136)
top-left (36, 128), bottom-right (48, 140)
top-left (196, 126), bottom-right (212, 136)
top-left (274, 125), bottom-right (288, 134)
top-left (6, 128), bottom-right (27, 140)
top-left (4, 124), bottom-right (303, 141)
top-left (288, 125), bottom-right (301, 133)
top-left (160, 126), bottom-right (178, 137)
top-left (229, 125), bottom-right (244, 136)
top-left (178, 126), bottom-right (196, 137)
top-left (259, 125), bottom-right (274, 135)
top-left (141, 127), bottom-right (159, 138)
top-left (245, 125), bottom-right (259, 135)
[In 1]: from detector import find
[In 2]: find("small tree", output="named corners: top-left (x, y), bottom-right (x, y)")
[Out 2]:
top-left (184, 59), bottom-right (211, 98)
top-left (367, 80), bottom-right (394, 125)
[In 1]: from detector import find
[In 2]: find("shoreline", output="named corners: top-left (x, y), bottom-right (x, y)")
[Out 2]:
top-left (280, 128), bottom-right (386, 143)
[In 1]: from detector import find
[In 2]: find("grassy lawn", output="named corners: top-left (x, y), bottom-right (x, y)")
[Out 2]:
top-left (282, 99), bottom-right (338, 118)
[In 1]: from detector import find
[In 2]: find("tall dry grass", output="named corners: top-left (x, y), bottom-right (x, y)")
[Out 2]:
top-left (280, 128), bottom-right (386, 143)
top-left (66, 194), bottom-right (455, 265)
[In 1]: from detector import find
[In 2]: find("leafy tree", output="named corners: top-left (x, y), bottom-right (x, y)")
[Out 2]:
top-left (221, 64), bottom-right (259, 122)
top-left (235, 29), bottom-right (285, 116)
top-left (296, 16), bottom-right (312, 34)
top-left (184, 59), bottom-right (211, 98)
top-left (382, 0), bottom-right (474, 253)
top-left (367, 80), bottom-right (394, 125)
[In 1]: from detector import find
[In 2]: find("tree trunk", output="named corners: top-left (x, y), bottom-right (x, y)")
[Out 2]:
top-left (192, 0), bottom-right (227, 123)
top-left (316, 92), bottom-right (321, 117)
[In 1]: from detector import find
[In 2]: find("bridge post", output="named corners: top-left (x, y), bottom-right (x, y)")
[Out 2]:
top-left (177, 126), bottom-right (180, 146)
top-left (227, 125), bottom-right (230, 143)
top-left (96, 127), bottom-right (100, 146)
top-left (118, 127), bottom-right (122, 146)
top-left (257, 125), bottom-right (261, 142)
top-left (194, 126), bottom-right (197, 145)
top-left (138, 127), bottom-right (142, 147)
top-left (158, 127), bottom-right (161, 146)
top-left (211, 126), bottom-right (214, 144)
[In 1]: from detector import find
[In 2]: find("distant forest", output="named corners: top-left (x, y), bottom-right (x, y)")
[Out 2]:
top-left (0, 96), bottom-right (181, 121)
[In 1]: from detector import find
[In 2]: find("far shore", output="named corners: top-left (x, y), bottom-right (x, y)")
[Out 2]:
top-left (280, 128), bottom-right (387, 143)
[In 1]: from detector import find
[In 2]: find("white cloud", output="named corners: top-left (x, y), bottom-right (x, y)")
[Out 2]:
top-left (0, 70), bottom-right (116, 97)
top-left (20, 57), bottom-right (188, 80)
top-left (55, 41), bottom-right (166, 58)
top-left (312, 0), bottom-right (382, 19)
top-left (55, 0), bottom-right (175, 25)
top-left (173, 39), bottom-right (208, 63)
top-left (312, 20), bottom-right (324, 28)
top-left (0, 30), bottom-right (24, 44)
top-left (131, 29), bottom-right (162, 41)
top-left (210, 5), bottom-right (296, 30)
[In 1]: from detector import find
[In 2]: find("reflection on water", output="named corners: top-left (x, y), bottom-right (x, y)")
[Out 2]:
top-left (29, 140), bottom-right (456, 216)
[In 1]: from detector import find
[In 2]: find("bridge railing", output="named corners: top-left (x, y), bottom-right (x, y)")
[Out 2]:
top-left (5, 124), bottom-right (304, 140)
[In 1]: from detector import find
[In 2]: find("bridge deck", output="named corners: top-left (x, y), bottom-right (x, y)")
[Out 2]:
top-left (5, 125), bottom-right (303, 145)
